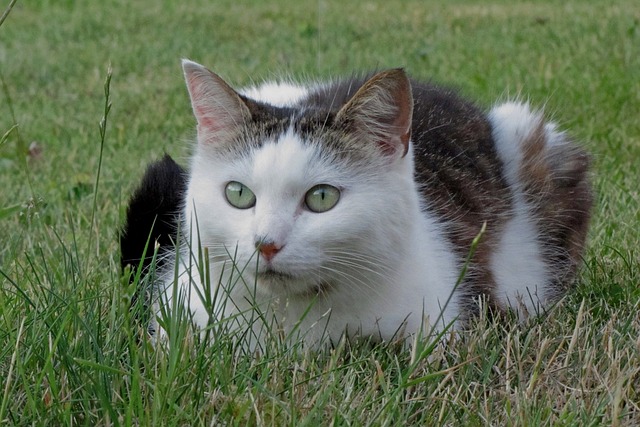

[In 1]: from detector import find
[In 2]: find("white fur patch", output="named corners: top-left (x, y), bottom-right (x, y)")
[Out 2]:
top-left (490, 208), bottom-right (548, 317)
top-left (240, 82), bottom-right (310, 107)
top-left (488, 102), bottom-right (551, 317)
top-left (488, 102), bottom-right (542, 188)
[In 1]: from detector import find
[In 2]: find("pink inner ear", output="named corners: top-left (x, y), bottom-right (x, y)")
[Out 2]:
top-left (186, 74), bottom-right (215, 130)
top-left (193, 105), bottom-right (220, 132)
top-left (184, 69), bottom-right (249, 138)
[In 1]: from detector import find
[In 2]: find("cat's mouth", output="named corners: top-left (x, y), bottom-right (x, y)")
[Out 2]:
top-left (256, 268), bottom-right (331, 297)
top-left (257, 269), bottom-right (295, 282)
top-left (255, 268), bottom-right (296, 295)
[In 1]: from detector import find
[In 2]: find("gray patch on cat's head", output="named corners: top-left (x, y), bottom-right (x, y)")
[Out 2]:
top-left (187, 63), bottom-right (414, 175)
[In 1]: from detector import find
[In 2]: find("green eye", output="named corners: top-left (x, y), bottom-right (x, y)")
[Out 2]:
top-left (304, 184), bottom-right (340, 213)
top-left (225, 181), bottom-right (256, 209)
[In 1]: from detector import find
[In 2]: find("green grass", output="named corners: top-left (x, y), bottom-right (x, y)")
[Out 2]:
top-left (1, 0), bottom-right (639, 424)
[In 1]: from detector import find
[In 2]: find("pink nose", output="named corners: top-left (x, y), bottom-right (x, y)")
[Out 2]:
top-left (258, 242), bottom-right (282, 262)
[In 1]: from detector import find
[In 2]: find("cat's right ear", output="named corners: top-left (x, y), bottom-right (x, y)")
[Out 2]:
top-left (182, 60), bottom-right (251, 143)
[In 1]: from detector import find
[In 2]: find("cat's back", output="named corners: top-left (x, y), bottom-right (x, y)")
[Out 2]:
top-left (409, 81), bottom-right (510, 246)
top-left (408, 81), bottom-right (591, 316)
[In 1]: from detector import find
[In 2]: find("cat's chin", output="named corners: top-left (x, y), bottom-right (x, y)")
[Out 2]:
top-left (258, 269), bottom-right (295, 283)
top-left (254, 269), bottom-right (331, 298)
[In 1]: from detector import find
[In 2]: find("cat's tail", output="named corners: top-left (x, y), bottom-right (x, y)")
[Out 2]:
top-left (120, 154), bottom-right (187, 280)
top-left (489, 102), bottom-right (592, 295)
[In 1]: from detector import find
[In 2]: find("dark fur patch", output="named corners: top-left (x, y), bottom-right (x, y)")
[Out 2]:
top-left (120, 154), bottom-right (187, 276)
top-left (408, 83), bottom-right (512, 315)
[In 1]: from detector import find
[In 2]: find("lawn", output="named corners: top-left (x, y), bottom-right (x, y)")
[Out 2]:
top-left (1, 0), bottom-right (639, 424)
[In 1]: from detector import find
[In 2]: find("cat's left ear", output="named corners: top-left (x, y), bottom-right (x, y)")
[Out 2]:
top-left (336, 69), bottom-right (413, 159)
top-left (182, 59), bottom-right (251, 144)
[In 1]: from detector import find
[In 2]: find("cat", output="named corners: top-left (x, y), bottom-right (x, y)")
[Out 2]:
top-left (120, 60), bottom-right (592, 350)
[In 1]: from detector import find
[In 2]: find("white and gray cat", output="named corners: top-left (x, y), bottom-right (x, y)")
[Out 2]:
top-left (121, 60), bottom-right (592, 349)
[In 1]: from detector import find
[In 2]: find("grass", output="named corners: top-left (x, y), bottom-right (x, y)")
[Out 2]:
top-left (1, 0), bottom-right (639, 424)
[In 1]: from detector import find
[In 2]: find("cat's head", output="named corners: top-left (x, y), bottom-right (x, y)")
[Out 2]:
top-left (182, 60), bottom-right (417, 298)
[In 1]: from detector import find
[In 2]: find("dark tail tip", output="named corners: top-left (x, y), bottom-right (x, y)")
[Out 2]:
top-left (120, 154), bottom-right (187, 277)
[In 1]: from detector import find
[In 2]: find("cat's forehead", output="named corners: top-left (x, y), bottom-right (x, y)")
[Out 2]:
top-left (250, 127), bottom-right (332, 189)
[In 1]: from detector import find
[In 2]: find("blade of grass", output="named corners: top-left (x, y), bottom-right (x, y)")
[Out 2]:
top-left (0, 317), bottom-right (26, 422)
top-left (85, 65), bottom-right (112, 273)
top-left (0, 0), bottom-right (18, 28)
